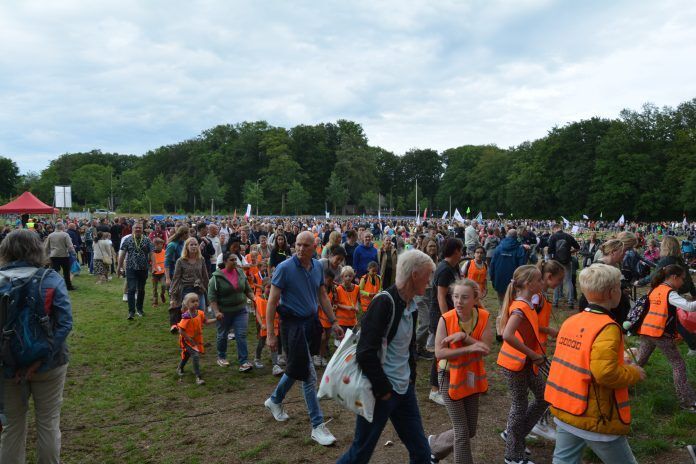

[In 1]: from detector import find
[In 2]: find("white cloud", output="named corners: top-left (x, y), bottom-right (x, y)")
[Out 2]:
top-left (1, 0), bottom-right (695, 172)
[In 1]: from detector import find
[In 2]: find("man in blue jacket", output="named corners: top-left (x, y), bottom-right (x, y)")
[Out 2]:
top-left (489, 229), bottom-right (527, 303)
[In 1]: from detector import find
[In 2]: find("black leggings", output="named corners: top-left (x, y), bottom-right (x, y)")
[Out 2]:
top-left (179, 345), bottom-right (201, 377)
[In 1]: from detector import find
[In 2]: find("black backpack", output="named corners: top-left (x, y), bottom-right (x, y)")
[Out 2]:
top-left (623, 294), bottom-right (649, 335)
top-left (555, 237), bottom-right (571, 264)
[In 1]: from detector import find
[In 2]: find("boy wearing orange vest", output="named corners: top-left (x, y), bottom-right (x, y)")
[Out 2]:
top-left (460, 246), bottom-right (488, 298)
top-left (151, 238), bottom-right (167, 307)
top-left (545, 264), bottom-right (645, 464)
top-left (359, 261), bottom-right (381, 311)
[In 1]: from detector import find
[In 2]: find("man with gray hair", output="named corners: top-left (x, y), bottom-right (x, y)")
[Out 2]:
top-left (337, 249), bottom-right (435, 464)
top-left (464, 220), bottom-right (480, 257)
top-left (44, 222), bottom-right (76, 290)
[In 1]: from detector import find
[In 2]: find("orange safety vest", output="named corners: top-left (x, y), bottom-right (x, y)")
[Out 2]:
top-left (545, 310), bottom-right (631, 424)
top-left (360, 274), bottom-right (382, 311)
top-left (638, 284), bottom-right (672, 338)
top-left (318, 287), bottom-right (335, 329)
top-left (335, 284), bottom-right (359, 327)
top-left (441, 308), bottom-right (489, 400)
top-left (256, 297), bottom-right (279, 337)
top-left (536, 292), bottom-right (552, 346)
top-left (251, 271), bottom-right (266, 297)
top-left (152, 249), bottom-right (166, 275)
top-left (465, 260), bottom-right (487, 294)
top-left (496, 300), bottom-right (543, 374)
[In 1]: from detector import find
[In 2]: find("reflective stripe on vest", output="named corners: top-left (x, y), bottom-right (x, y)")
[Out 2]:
top-left (360, 275), bottom-right (381, 312)
top-left (496, 300), bottom-right (542, 373)
top-left (466, 261), bottom-right (487, 293)
top-left (335, 284), bottom-right (359, 327)
top-left (544, 311), bottom-right (631, 424)
top-left (442, 308), bottom-right (489, 400)
top-left (638, 284), bottom-right (671, 338)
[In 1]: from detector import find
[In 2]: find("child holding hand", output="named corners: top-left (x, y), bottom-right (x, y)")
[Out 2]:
top-left (177, 292), bottom-right (218, 385)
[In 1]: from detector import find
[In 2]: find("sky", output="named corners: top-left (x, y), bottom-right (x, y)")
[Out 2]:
top-left (2, 0), bottom-right (696, 173)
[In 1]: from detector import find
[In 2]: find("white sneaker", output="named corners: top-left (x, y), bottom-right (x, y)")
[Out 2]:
top-left (227, 331), bottom-right (236, 340)
top-left (687, 444), bottom-right (696, 464)
top-left (531, 421), bottom-right (556, 441)
top-left (278, 354), bottom-right (287, 367)
top-left (254, 359), bottom-right (264, 369)
top-left (264, 397), bottom-right (289, 422)
top-left (217, 358), bottom-right (230, 367)
top-left (272, 364), bottom-right (284, 376)
top-left (122, 293), bottom-right (128, 302)
top-left (311, 422), bottom-right (337, 446)
top-left (313, 355), bottom-right (322, 367)
top-left (500, 430), bottom-right (531, 456)
top-left (429, 390), bottom-right (445, 406)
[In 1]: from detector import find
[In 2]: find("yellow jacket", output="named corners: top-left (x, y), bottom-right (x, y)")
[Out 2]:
top-left (550, 324), bottom-right (641, 435)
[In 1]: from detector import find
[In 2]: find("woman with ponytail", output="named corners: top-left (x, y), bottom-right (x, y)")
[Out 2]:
top-left (635, 264), bottom-right (696, 412)
top-left (496, 265), bottom-right (548, 464)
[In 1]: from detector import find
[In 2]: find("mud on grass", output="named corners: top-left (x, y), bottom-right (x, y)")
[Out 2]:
top-left (13, 275), bottom-right (696, 463)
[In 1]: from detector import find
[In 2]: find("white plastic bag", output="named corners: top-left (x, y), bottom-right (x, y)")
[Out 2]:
top-left (317, 328), bottom-right (377, 422)
top-left (317, 291), bottom-right (395, 423)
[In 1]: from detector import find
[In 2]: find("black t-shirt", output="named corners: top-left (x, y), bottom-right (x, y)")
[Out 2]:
top-left (430, 260), bottom-right (459, 315)
top-left (344, 242), bottom-right (358, 267)
top-left (110, 224), bottom-right (122, 248)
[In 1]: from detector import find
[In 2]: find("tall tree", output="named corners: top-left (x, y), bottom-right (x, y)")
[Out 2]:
top-left (287, 180), bottom-right (309, 215)
top-left (0, 156), bottom-right (19, 199)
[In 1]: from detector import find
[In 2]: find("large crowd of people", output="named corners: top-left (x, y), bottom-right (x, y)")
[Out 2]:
top-left (1, 212), bottom-right (696, 463)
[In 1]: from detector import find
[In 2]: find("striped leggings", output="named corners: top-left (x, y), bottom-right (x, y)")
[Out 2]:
top-left (502, 366), bottom-right (548, 461)
top-left (438, 370), bottom-right (479, 464)
top-left (636, 335), bottom-right (696, 406)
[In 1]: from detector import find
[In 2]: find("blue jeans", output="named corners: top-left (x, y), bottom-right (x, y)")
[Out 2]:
top-left (126, 269), bottom-right (148, 315)
top-left (216, 310), bottom-right (248, 364)
top-left (553, 425), bottom-right (637, 464)
top-left (337, 383), bottom-right (431, 464)
top-left (553, 262), bottom-right (575, 305)
top-left (269, 358), bottom-right (323, 428)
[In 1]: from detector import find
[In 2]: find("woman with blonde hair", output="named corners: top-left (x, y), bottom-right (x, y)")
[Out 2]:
top-left (169, 237), bottom-right (209, 332)
top-left (321, 230), bottom-right (343, 258)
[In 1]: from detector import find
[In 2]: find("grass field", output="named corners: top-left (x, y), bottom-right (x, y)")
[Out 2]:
top-left (15, 269), bottom-right (696, 463)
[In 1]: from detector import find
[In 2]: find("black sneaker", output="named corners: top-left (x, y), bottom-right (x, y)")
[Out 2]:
top-left (127, 314), bottom-right (135, 321)
top-left (418, 349), bottom-right (434, 360)
top-left (500, 431), bottom-right (531, 456)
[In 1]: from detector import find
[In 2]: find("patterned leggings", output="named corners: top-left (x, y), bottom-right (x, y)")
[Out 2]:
top-left (636, 335), bottom-right (696, 406)
top-left (502, 366), bottom-right (548, 461)
top-left (438, 370), bottom-right (479, 464)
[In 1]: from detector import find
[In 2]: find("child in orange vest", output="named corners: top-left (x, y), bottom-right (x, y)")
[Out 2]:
top-left (461, 246), bottom-right (488, 298)
top-left (496, 265), bottom-right (548, 464)
top-left (335, 266), bottom-right (360, 334)
top-left (434, 279), bottom-right (493, 464)
top-left (177, 292), bottom-right (217, 385)
top-left (254, 280), bottom-right (283, 376)
top-left (315, 268), bottom-right (337, 368)
top-left (151, 238), bottom-right (167, 306)
top-left (546, 264), bottom-right (645, 463)
top-left (359, 261), bottom-right (381, 311)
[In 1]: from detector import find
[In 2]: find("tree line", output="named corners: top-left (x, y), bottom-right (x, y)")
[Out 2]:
top-left (3, 98), bottom-right (695, 220)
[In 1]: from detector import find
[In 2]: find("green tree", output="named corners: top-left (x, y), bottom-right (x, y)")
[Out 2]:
top-left (287, 180), bottom-right (309, 215)
top-left (326, 171), bottom-right (349, 214)
top-left (200, 172), bottom-right (227, 211)
top-left (169, 174), bottom-right (187, 212)
top-left (0, 157), bottom-right (19, 199)
top-left (71, 164), bottom-right (112, 207)
top-left (242, 180), bottom-right (264, 213)
top-left (119, 169), bottom-right (145, 203)
top-left (359, 191), bottom-right (378, 213)
top-left (146, 175), bottom-right (171, 213)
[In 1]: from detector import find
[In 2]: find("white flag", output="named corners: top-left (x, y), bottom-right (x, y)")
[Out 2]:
top-left (618, 214), bottom-right (625, 226)
top-left (244, 203), bottom-right (252, 219)
top-left (325, 211), bottom-right (330, 219)
top-left (582, 214), bottom-right (589, 220)
top-left (442, 211), bottom-right (448, 220)
top-left (496, 212), bottom-right (503, 217)
top-left (561, 216), bottom-right (570, 227)
top-left (475, 211), bottom-right (483, 223)
top-left (453, 208), bottom-right (464, 222)
top-left (683, 216), bottom-right (688, 227)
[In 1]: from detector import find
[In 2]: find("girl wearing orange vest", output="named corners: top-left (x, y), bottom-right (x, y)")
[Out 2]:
top-left (496, 265), bottom-right (548, 464)
top-left (460, 246), bottom-right (488, 298)
top-left (150, 237), bottom-right (167, 307)
top-left (315, 268), bottom-right (337, 368)
top-left (545, 264), bottom-right (645, 464)
top-left (434, 279), bottom-right (492, 464)
top-left (177, 293), bottom-right (218, 385)
top-left (335, 266), bottom-right (360, 331)
top-left (359, 261), bottom-right (381, 311)
top-left (254, 280), bottom-right (283, 375)
top-left (636, 264), bottom-right (696, 410)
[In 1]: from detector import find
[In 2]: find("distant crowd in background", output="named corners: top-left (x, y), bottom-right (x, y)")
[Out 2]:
top-left (2, 212), bottom-right (696, 464)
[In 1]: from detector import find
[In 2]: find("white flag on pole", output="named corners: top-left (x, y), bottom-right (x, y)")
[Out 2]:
top-left (475, 211), bottom-right (483, 223)
top-left (582, 214), bottom-right (589, 220)
top-left (453, 208), bottom-right (464, 222)
top-left (325, 211), bottom-right (330, 219)
top-left (244, 203), bottom-right (252, 219)
top-left (617, 214), bottom-right (625, 226)
top-left (442, 211), bottom-right (448, 220)
top-left (561, 216), bottom-right (570, 227)
top-left (683, 216), bottom-right (688, 227)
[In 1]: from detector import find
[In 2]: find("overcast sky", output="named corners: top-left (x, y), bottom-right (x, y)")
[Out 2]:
top-left (2, 0), bottom-right (696, 173)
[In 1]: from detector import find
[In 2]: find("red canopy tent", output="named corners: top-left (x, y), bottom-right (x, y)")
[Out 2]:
top-left (0, 191), bottom-right (59, 214)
